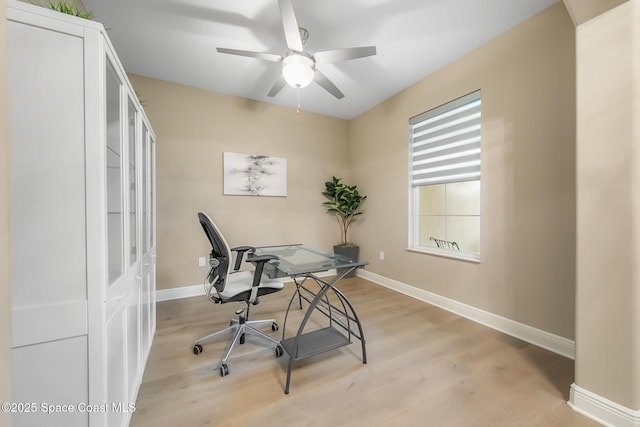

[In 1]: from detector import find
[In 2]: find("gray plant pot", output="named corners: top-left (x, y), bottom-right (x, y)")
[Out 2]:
top-left (333, 245), bottom-right (359, 278)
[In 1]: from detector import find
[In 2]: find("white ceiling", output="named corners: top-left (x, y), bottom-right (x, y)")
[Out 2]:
top-left (82, 0), bottom-right (558, 119)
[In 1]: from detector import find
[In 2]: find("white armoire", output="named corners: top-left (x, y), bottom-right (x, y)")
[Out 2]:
top-left (8, 1), bottom-right (156, 426)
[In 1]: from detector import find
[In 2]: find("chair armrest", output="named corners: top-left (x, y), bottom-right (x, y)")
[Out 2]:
top-left (230, 245), bottom-right (254, 271)
top-left (246, 254), bottom-right (277, 264)
top-left (246, 254), bottom-right (278, 289)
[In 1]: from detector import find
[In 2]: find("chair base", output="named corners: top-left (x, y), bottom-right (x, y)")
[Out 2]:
top-left (193, 317), bottom-right (282, 377)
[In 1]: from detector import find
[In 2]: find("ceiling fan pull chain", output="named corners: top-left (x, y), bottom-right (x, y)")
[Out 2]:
top-left (296, 87), bottom-right (301, 115)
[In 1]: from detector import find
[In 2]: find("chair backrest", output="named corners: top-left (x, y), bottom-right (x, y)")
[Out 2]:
top-left (198, 212), bottom-right (232, 293)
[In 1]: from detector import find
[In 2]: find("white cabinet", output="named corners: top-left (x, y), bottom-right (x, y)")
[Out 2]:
top-left (8, 2), bottom-right (156, 426)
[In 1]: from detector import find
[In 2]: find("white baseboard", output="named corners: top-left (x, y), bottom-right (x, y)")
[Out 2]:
top-left (156, 284), bottom-right (206, 302)
top-left (569, 383), bottom-right (640, 427)
top-left (357, 269), bottom-right (575, 359)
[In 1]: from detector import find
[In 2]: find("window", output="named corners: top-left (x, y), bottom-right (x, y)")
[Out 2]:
top-left (409, 90), bottom-right (481, 260)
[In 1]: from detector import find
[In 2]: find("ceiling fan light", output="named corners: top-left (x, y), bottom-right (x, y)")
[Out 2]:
top-left (282, 54), bottom-right (314, 88)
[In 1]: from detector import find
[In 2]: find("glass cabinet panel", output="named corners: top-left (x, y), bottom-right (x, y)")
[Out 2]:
top-left (106, 60), bottom-right (123, 284)
top-left (150, 136), bottom-right (155, 248)
top-left (127, 99), bottom-right (138, 266)
top-left (141, 124), bottom-right (149, 254)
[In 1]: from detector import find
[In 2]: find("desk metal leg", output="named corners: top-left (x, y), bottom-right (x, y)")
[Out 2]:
top-left (331, 285), bottom-right (367, 364)
top-left (293, 276), bottom-right (306, 310)
top-left (284, 277), bottom-right (335, 394)
top-left (282, 266), bottom-right (366, 394)
top-left (284, 347), bottom-right (295, 394)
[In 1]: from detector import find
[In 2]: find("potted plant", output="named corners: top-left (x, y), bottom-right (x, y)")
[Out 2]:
top-left (46, 0), bottom-right (93, 19)
top-left (322, 176), bottom-right (367, 277)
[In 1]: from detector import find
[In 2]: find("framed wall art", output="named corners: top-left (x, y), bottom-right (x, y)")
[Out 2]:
top-left (223, 152), bottom-right (287, 197)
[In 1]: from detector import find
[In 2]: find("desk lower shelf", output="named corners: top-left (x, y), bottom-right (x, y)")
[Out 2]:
top-left (281, 327), bottom-right (351, 361)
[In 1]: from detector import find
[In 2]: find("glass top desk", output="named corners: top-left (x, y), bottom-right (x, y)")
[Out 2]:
top-left (253, 244), bottom-right (368, 394)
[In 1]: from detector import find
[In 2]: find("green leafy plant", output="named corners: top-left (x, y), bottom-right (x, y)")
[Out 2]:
top-left (135, 90), bottom-right (148, 108)
top-left (47, 0), bottom-right (93, 20)
top-left (322, 176), bottom-right (367, 246)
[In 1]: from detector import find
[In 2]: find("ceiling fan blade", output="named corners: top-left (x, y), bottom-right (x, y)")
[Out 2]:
top-left (314, 46), bottom-right (377, 65)
top-left (278, 0), bottom-right (303, 52)
top-left (267, 75), bottom-right (287, 97)
top-left (217, 48), bottom-right (283, 63)
top-left (314, 70), bottom-right (344, 99)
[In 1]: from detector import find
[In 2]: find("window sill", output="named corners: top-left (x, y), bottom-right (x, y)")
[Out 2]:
top-left (406, 247), bottom-right (481, 264)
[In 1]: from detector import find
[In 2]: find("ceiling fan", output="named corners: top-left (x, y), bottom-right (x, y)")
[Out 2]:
top-left (216, 0), bottom-right (377, 100)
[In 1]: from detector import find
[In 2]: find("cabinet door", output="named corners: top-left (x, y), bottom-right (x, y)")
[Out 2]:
top-left (125, 97), bottom-right (142, 397)
top-left (149, 134), bottom-right (157, 337)
top-left (128, 98), bottom-right (139, 267)
top-left (106, 59), bottom-right (124, 285)
top-left (141, 124), bottom-right (150, 254)
top-left (104, 56), bottom-right (128, 427)
top-left (106, 303), bottom-right (126, 427)
top-left (140, 124), bottom-right (152, 354)
top-left (149, 135), bottom-right (156, 333)
top-left (9, 18), bottom-right (89, 427)
top-left (9, 18), bottom-right (87, 330)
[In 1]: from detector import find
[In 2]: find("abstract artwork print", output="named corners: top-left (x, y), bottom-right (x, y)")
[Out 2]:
top-left (223, 152), bottom-right (287, 197)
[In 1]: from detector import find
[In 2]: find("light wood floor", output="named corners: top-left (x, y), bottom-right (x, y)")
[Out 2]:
top-left (131, 277), bottom-right (599, 427)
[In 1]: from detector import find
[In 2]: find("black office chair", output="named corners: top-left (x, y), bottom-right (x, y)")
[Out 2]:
top-left (192, 212), bottom-right (285, 376)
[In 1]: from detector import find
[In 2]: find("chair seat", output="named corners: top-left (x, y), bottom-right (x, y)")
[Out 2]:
top-left (218, 270), bottom-right (285, 302)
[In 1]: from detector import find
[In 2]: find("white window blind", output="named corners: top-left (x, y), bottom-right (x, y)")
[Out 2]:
top-left (410, 91), bottom-right (481, 187)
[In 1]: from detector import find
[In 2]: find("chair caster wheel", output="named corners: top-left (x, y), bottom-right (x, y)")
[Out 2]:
top-left (219, 363), bottom-right (229, 377)
top-left (240, 333), bottom-right (246, 344)
top-left (192, 344), bottom-right (203, 355)
top-left (272, 322), bottom-right (279, 332)
top-left (275, 345), bottom-right (284, 358)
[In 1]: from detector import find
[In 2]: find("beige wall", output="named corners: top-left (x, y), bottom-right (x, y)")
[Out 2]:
top-left (128, 75), bottom-right (351, 290)
top-left (349, 3), bottom-right (576, 339)
top-left (0, 0), bottom-right (12, 424)
top-left (563, 0), bottom-right (628, 25)
top-left (575, 0), bottom-right (639, 409)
